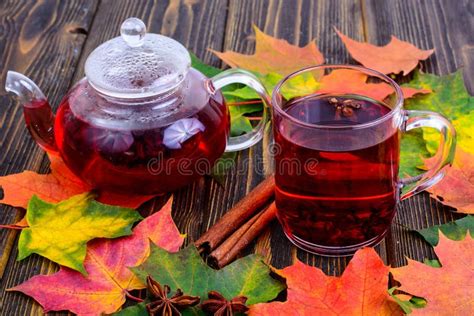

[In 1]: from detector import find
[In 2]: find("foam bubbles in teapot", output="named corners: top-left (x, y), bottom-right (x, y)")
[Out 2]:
top-left (69, 69), bottom-right (209, 131)
top-left (84, 22), bottom-right (191, 98)
top-left (99, 50), bottom-right (175, 91)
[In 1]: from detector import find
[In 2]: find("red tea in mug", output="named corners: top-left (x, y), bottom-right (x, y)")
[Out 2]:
top-left (272, 65), bottom-right (455, 256)
top-left (274, 94), bottom-right (400, 249)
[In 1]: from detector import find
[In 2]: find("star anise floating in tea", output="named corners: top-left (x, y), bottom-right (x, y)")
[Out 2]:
top-left (201, 291), bottom-right (249, 316)
top-left (145, 276), bottom-right (200, 316)
top-left (328, 97), bottom-right (362, 118)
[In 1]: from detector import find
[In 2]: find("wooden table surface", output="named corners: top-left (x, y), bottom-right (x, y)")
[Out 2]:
top-left (0, 0), bottom-right (472, 314)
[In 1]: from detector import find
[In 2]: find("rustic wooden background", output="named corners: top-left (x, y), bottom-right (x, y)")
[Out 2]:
top-left (0, 0), bottom-right (472, 314)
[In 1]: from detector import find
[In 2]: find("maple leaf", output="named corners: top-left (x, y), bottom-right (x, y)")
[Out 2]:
top-left (335, 28), bottom-right (434, 75)
top-left (114, 302), bottom-right (148, 315)
top-left (9, 197), bottom-right (184, 316)
top-left (190, 51), bottom-right (222, 77)
top-left (0, 153), bottom-right (155, 209)
top-left (223, 72), bottom-right (281, 100)
top-left (132, 245), bottom-right (284, 306)
top-left (224, 72), bottom-right (320, 101)
top-left (228, 103), bottom-right (263, 136)
top-left (391, 232), bottom-right (474, 315)
top-left (213, 25), bottom-right (324, 76)
top-left (388, 288), bottom-right (427, 315)
top-left (417, 216), bottom-right (473, 245)
top-left (209, 151), bottom-right (237, 186)
top-left (190, 51), bottom-right (266, 138)
top-left (318, 69), bottom-right (431, 102)
top-left (403, 71), bottom-right (474, 213)
top-left (249, 248), bottom-right (403, 316)
top-left (404, 70), bottom-right (474, 155)
top-left (400, 130), bottom-right (431, 178)
top-left (424, 149), bottom-right (474, 214)
top-left (17, 193), bottom-right (142, 274)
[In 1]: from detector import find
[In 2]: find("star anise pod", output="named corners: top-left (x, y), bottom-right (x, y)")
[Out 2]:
top-left (201, 291), bottom-right (249, 316)
top-left (328, 97), bottom-right (362, 118)
top-left (146, 276), bottom-right (200, 316)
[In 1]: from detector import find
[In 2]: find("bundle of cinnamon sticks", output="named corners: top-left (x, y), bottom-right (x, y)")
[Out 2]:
top-left (195, 175), bottom-right (276, 268)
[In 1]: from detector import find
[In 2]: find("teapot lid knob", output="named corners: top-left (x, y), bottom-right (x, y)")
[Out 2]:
top-left (120, 18), bottom-right (146, 47)
top-left (84, 17), bottom-right (191, 99)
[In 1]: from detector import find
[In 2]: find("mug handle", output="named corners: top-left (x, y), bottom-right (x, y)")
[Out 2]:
top-left (400, 110), bottom-right (456, 200)
top-left (209, 69), bottom-right (271, 152)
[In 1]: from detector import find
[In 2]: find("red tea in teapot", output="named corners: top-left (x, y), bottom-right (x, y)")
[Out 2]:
top-left (23, 100), bottom-right (57, 152)
top-left (6, 17), bottom-right (270, 196)
top-left (52, 70), bottom-right (229, 194)
top-left (274, 95), bottom-right (399, 249)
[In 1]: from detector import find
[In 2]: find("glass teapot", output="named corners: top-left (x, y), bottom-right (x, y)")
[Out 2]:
top-left (5, 18), bottom-right (270, 194)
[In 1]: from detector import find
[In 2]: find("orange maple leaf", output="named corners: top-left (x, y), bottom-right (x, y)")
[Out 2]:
top-left (249, 248), bottom-right (403, 316)
top-left (212, 25), bottom-right (324, 76)
top-left (425, 149), bottom-right (474, 214)
top-left (9, 198), bottom-right (185, 315)
top-left (318, 69), bottom-right (431, 102)
top-left (391, 232), bottom-right (474, 314)
top-left (0, 153), bottom-right (155, 209)
top-left (335, 29), bottom-right (434, 75)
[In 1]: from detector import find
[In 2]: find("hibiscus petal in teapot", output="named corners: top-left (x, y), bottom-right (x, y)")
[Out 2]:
top-left (5, 18), bottom-right (270, 194)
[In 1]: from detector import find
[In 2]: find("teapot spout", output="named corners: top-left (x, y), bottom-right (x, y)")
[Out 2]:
top-left (5, 71), bottom-right (58, 152)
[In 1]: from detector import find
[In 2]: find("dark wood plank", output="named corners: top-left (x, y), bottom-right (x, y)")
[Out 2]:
top-left (1, 0), bottom-right (469, 313)
top-left (0, 0), bottom-right (230, 314)
top-left (0, 0), bottom-right (99, 314)
top-left (362, 0), bottom-right (473, 267)
top-left (222, 0), bottom-right (384, 274)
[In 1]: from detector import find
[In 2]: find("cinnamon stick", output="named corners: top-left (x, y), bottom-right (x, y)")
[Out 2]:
top-left (195, 175), bottom-right (275, 254)
top-left (209, 202), bottom-right (277, 269)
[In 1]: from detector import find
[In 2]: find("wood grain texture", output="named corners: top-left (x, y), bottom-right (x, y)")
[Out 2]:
top-left (0, 0), bottom-right (472, 314)
top-left (362, 0), bottom-right (472, 268)
top-left (0, 1), bottom-right (99, 314)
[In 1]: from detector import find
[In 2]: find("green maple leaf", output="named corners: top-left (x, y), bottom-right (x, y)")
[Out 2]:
top-left (224, 71), bottom-right (320, 101)
top-left (114, 303), bottom-right (148, 316)
top-left (223, 71), bottom-right (320, 137)
top-left (18, 193), bottom-right (142, 275)
top-left (403, 70), bottom-right (474, 154)
top-left (400, 70), bottom-right (474, 181)
top-left (131, 245), bottom-right (284, 307)
top-left (388, 287), bottom-right (426, 314)
top-left (228, 103), bottom-right (263, 136)
top-left (210, 151), bottom-right (237, 185)
top-left (223, 72), bottom-right (281, 100)
top-left (423, 258), bottom-right (442, 268)
top-left (190, 52), bottom-right (222, 78)
top-left (190, 51), bottom-right (264, 137)
top-left (400, 130), bottom-right (431, 178)
top-left (416, 216), bottom-right (473, 246)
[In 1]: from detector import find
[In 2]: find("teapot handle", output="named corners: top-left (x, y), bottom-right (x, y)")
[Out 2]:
top-left (209, 69), bottom-right (270, 152)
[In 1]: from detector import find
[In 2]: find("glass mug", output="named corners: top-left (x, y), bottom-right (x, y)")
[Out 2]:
top-left (271, 65), bottom-right (456, 256)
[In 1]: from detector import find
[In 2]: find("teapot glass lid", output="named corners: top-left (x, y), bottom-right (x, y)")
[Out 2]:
top-left (85, 18), bottom-right (191, 99)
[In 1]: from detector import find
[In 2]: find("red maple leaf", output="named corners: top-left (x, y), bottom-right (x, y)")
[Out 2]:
top-left (391, 232), bottom-right (474, 314)
top-left (249, 248), bottom-right (402, 316)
